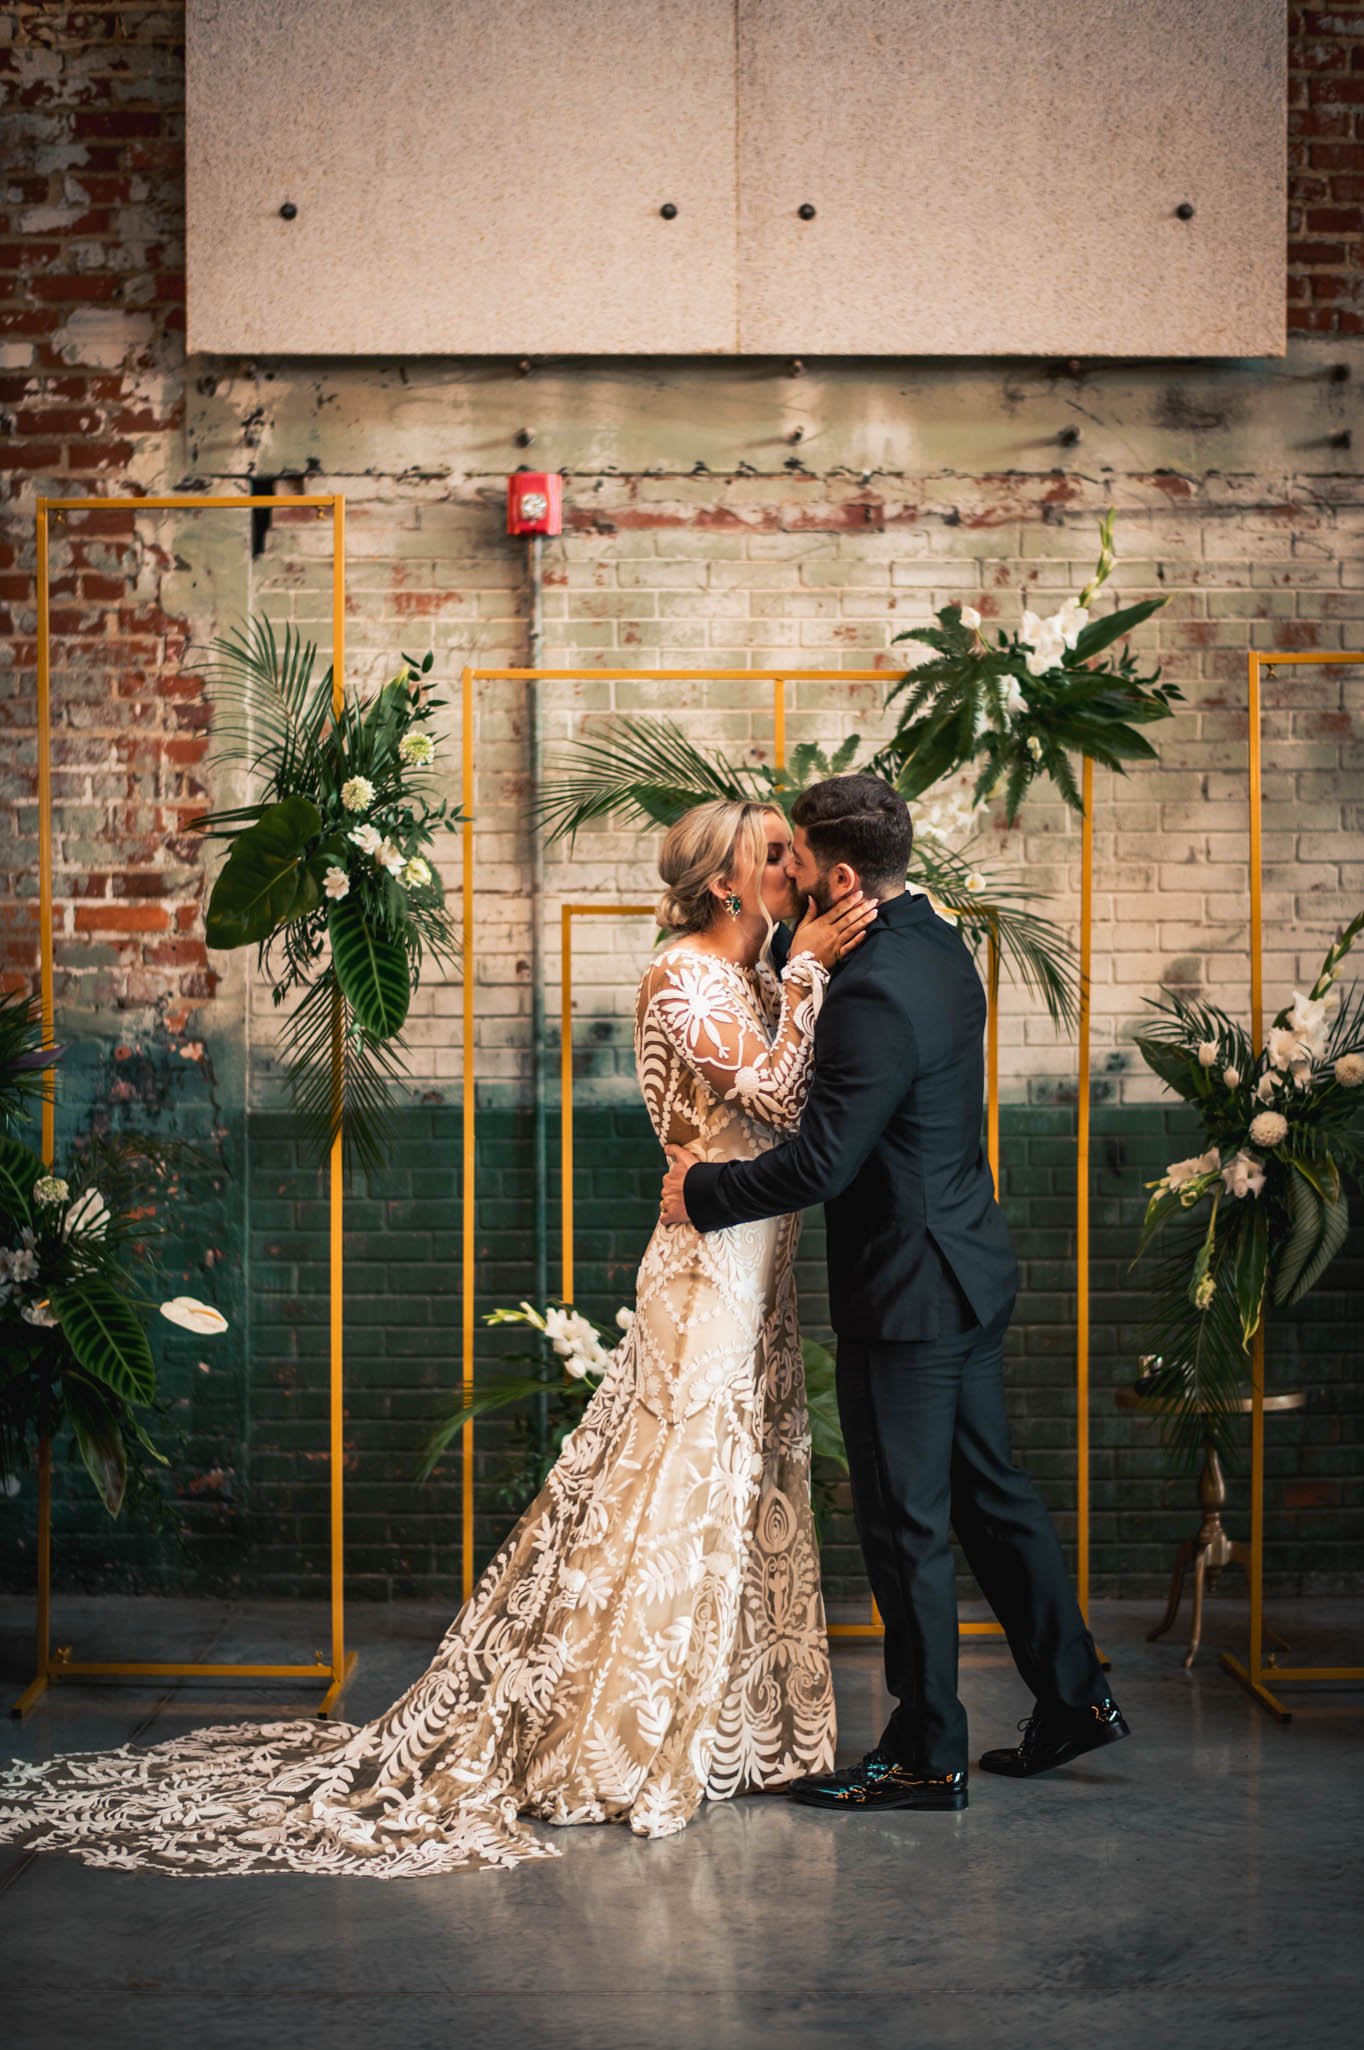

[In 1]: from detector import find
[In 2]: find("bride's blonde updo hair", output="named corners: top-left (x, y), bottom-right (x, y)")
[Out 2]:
top-left (655, 798), bottom-right (774, 935)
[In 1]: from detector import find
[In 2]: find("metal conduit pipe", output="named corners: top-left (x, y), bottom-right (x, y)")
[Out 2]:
top-left (526, 532), bottom-right (550, 1452)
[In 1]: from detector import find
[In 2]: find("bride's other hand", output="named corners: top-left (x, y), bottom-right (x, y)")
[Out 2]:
top-left (790, 891), bottom-right (879, 971)
top-left (661, 1143), bottom-right (698, 1225)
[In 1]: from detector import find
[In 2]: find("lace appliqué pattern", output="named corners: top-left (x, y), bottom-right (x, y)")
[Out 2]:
top-left (0, 946), bottom-right (835, 1877)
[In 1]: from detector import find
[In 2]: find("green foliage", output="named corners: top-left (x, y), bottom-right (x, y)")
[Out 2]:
top-left (48, 1278), bottom-right (156, 1406)
top-left (0, 990), bottom-right (63, 1136)
top-left (328, 895), bottom-right (412, 1039)
top-left (203, 796), bottom-right (323, 949)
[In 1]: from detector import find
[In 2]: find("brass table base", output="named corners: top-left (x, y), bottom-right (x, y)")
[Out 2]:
top-left (1146, 1439), bottom-right (1288, 1670)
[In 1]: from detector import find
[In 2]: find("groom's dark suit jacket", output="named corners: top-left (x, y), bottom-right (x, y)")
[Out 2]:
top-left (685, 892), bottom-right (1019, 1342)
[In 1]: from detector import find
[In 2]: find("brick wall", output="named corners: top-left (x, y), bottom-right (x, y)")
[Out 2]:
top-left (1, 3), bottom-right (1362, 1603)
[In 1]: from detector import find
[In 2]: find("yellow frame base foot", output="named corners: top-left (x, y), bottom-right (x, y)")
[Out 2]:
top-left (1219, 1652), bottom-right (1293, 1724)
top-left (317, 1648), bottom-right (358, 1718)
top-left (9, 1672), bottom-right (50, 1720)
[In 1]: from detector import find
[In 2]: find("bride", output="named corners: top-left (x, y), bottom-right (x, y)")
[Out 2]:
top-left (0, 799), bottom-right (875, 1877)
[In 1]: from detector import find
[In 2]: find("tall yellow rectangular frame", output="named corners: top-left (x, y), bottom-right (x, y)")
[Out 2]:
top-left (459, 665), bottom-right (1081, 1648)
top-left (1219, 649), bottom-right (1364, 1723)
top-left (12, 492), bottom-right (356, 1720)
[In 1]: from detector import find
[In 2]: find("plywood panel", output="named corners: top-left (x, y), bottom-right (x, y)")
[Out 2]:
top-left (737, 0), bottom-right (1285, 358)
top-left (186, 0), bottom-right (738, 355)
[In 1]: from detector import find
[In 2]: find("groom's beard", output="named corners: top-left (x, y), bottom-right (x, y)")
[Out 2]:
top-left (807, 870), bottom-right (837, 915)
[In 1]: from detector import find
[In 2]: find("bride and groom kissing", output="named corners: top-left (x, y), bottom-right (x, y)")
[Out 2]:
top-left (0, 773), bottom-right (1127, 1879)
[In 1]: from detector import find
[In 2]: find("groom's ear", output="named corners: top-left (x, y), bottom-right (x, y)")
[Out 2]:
top-left (827, 860), bottom-right (860, 902)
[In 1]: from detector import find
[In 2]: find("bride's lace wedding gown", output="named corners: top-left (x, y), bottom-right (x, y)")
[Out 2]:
top-left (0, 943), bottom-right (836, 1876)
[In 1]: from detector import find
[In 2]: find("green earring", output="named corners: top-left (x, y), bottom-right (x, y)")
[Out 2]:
top-left (725, 893), bottom-right (743, 918)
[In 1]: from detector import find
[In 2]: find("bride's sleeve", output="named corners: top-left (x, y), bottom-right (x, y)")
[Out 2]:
top-left (643, 949), bottom-right (829, 1132)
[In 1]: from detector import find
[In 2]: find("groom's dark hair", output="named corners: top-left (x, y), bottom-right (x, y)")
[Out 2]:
top-left (792, 774), bottom-right (913, 893)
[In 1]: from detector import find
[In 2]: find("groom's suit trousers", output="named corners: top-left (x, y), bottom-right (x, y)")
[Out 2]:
top-left (835, 1273), bottom-right (1107, 1775)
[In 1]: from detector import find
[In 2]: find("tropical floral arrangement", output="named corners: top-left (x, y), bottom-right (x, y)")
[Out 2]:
top-left (417, 1300), bottom-right (850, 1533)
top-left (1131, 913), bottom-right (1364, 1463)
top-left (0, 995), bottom-right (227, 1516)
top-left (875, 511), bottom-right (1182, 824)
top-left (538, 726), bottom-right (1080, 1029)
top-left (193, 620), bottom-right (461, 1170)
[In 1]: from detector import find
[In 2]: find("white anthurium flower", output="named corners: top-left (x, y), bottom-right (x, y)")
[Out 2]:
top-left (958, 605), bottom-right (982, 631)
top-left (63, 1187), bottom-right (109, 1239)
top-left (341, 776), bottom-right (375, 814)
top-left (21, 1300), bottom-right (59, 1328)
top-left (1335, 1052), bottom-right (1364, 1086)
top-left (376, 839), bottom-right (406, 878)
top-left (398, 732), bottom-right (435, 767)
top-left (1248, 1110), bottom-right (1289, 1148)
top-left (33, 1175), bottom-right (69, 1208)
top-left (1196, 1040), bottom-right (1219, 1068)
top-left (160, 1296), bottom-right (229, 1335)
top-left (348, 824), bottom-right (382, 856)
top-left (1221, 1150), bottom-right (1266, 1199)
top-left (322, 865), bottom-right (350, 901)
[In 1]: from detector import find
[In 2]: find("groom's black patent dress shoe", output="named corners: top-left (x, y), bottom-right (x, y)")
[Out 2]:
top-left (978, 1697), bottom-right (1130, 1778)
top-left (787, 1748), bottom-right (968, 1812)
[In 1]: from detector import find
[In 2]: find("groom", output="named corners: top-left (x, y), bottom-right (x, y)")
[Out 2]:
top-left (660, 774), bottom-right (1128, 1811)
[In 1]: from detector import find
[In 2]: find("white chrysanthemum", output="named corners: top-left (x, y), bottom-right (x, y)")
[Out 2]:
top-left (398, 732), bottom-right (435, 767)
top-left (1334, 1052), bottom-right (1364, 1087)
top-left (341, 776), bottom-right (375, 813)
top-left (348, 824), bottom-right (382, 856)
top-left (33, 1175), bottom-right (69, 1208)
top-left (1196, 1040), bottom-right (1219, 1068)
top-left (1248, 1110), bottom-right (1288, 1148)
top-left (1222, 1066), bottom-right (1241, 1089)
top-left (400, 855), bottom-right (431, 890)
top-left (322, 865), bottom-right (350, 901)
top-left (959, 605), bottom-right (982, 631)
top-left (160, 1296), bottom-right (229, 1335)
top-left (376, 839), bottom-right (406, 878)
top-left (1221, 1150), bottom-right (1266, 1199)
top-left (63, 1187), bottom-right (109, 1239)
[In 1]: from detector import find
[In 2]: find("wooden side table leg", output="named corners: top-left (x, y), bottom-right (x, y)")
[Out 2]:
top-left (1184, 1545), bottom-right (1209, 1669)
top-left (1148, 1538), bottom-right (1196, 1643)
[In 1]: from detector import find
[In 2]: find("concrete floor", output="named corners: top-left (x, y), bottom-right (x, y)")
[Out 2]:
top-left (1, 1595), bottom-right (1361, 2050)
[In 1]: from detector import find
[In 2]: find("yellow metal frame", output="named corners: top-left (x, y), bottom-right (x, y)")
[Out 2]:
top-left (11, 493), bottom-right (356, 1720)
top-left (457, 665), bottom-right (1074, 1648)
top-left (1219, 649), bottom-right (1364, 1722)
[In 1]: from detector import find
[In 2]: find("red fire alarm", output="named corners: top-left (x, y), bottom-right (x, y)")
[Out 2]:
top-left (506, 471), bottom-right (563, 536)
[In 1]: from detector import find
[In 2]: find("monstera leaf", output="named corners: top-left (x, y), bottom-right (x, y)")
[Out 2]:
top-left (328, 895), bottom-right (410, 1038)
top-left (205, 796), bottom-right (323, 949)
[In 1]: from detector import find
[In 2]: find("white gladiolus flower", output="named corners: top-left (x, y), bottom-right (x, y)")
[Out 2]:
top-left (376, 839), bottom-right (406, 878)
top-left (1165, 1147), bottom-right (1221, 1191)
top-left (63, 1187), bottom-right (109, 1239)
top-left (1001, 676), bottom-right (1027, 717)
top-left (1255, 1070), bottom-right (1281, 1102)
top-left (400, 856), bottom-right (432, 890)
top-left (348, 824), bottom-right (382, 856)
top-left (1248, 1110), bottom-right (1289, 1147)
top-left (1287, 989), bottom-right (1332, 1055)
top-left (160, 1296), bottom-right (229, 1335)
top-left (1056, 597), bottom-right (1090, 648)
top-left (563, 1353), bottom-right (588, 1381)
top-left (322, 865), bottom-right (350, 901)
top-left (1289, 1058), bottom-right (1313, 1091)
top-left (398, 732), bottom-right (435, 767)
top-left (1222, 1067), bottom-right (1241, 1089)
top-left (1265, 1024), bottom-right (1308, 1072)
top-left (341, 776), bottom-right (375, 813)
top-left (33, 1175), bottom-right (69, 1207)
top-left (1334, 1052), bottom-right (1364, 1086)
top-left (959, 605), bottom-right (982, 631)
top-left (1221, 1150), bottom-right (1267, 1199)
top-left (1196, 1040), bottom-right (1219, 1068)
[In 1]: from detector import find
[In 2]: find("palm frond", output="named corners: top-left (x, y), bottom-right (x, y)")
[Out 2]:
top-left (537, 719), bottom-right (759, 842)
top-left (274, 969), bottom-right (413, 1177)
